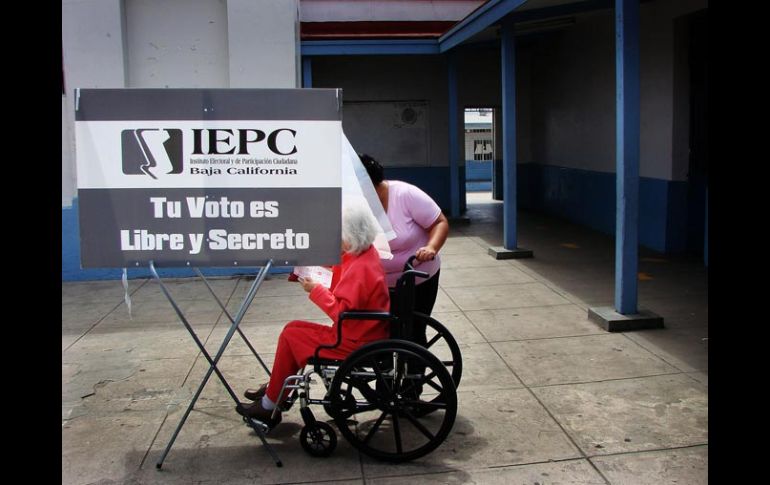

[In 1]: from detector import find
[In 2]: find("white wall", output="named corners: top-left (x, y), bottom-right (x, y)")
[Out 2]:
top-left (62, 0), bottom-right (128, 93)
top-left (61, 0), bottom-right (301, 207)
top-left (312, 55), bottom-right (450, 168)
top-left (62, 0), bottom-right (128, 207)
top-left (527, 0), bottom-right (708, 180)
top-left (227, 0), bottom-right (300, 88)
top-left (125, 0), bottom-right (230, 88)
top-left (529, 14), bottom-right (617, 174)
top-left (62, 96), bottom-right (76, 206)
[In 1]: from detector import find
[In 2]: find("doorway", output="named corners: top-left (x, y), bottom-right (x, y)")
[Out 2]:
top-left (463, 107), bottom-right (496, 207)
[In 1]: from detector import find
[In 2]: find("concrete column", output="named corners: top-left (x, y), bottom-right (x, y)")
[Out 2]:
top-left (227, 0), bottom-right (300, 88)
top-left (614, 0), bottom-right (640, 315)
top-left (501, 21), bottom-right (518, 249)
top-left (489, 20), bottom-right (532, 260)
top-left (447, 52), bottom-right (461, 218)
top-left (588, 0), bottom-right (663, 331)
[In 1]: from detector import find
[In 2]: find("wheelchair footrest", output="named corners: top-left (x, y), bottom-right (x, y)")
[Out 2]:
top-left (243, 413), bottom-right (282, 431)
top-left (243, 416), bottom-right (270, 434)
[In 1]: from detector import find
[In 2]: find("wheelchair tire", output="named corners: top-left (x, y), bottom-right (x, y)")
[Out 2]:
top-left (300, 421), bottom-right (337, 457)
top-left (328, 339), bottom-right (457, 462)
top-left (408, 313), bottom-right (463, 417)
top-left (414, 312), bottom-right (463, 388)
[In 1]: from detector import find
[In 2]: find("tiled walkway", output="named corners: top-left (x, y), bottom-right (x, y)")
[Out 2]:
top-left (62, 193), bottom-right (708, 484)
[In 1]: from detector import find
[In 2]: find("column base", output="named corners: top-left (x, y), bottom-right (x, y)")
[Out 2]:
top-left (587, 306), bottom-right (664, 332)
top-left (487, 246), bottom-right (534, 259)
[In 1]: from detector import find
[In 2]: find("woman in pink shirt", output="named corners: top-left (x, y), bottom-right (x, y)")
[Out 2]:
top-left (359, 153), bottom-right (450, 338)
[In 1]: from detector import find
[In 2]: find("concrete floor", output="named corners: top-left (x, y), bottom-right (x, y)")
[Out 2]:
top-left (62, 193), bottom-right (708, 484)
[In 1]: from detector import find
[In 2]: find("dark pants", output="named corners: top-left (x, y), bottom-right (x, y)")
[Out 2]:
top-left (410, 269), bottom-right (440, 345)
top-left (387, 270), bottom-right (440, 399)
top-left (388, 270), bottom-right (440, 338)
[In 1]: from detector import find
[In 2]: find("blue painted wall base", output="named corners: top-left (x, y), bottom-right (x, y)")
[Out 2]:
top-left (518, 163), bottom-right (689, 254)
top-left (465, 160), bottom-right (493, 192)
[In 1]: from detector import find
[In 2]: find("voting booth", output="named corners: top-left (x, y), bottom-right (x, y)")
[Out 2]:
top-left (75, 88), bottom-right (344, 467)
top-left (75, 88), bottom-right (459, 468)
top-left (76, 88), bottom-right (344, 269)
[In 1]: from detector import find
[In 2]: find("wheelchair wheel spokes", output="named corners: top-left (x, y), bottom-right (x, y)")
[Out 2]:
top-left (329, 340), bottom-right (457, 462)
top-left (410, 313), bottom-right (463, 417)
top-left (370, 357), bottom-right (394, 395)
top-left (328, 363), bottom-right (384, 418)
top-left (415, 312), bottom-right (463, 388)
top-left (362, 410), bottom-right (390, 445)
top-left (300, 421), bottom-right (337, 457)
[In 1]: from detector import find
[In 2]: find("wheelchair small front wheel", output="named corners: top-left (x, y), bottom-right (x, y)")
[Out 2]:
top-left (300, 421), bottom-right (337, 457)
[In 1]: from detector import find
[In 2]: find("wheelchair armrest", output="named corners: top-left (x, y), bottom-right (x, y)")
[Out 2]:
top-left (339, 311), bottom-right (392, 322)
top-left (312, 310), bottom-right (394, 373)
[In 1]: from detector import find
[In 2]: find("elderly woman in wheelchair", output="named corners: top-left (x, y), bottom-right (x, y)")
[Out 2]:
top-left (236, 202), bottom-right (390, 425)
top-left (237, 202), bottom-right (461, 462)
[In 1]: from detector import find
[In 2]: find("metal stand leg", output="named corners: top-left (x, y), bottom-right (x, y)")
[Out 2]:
top-left (245, 419), bottom-right (283, 467)
top-left (194, 268), bottom-right (271, 376)
top-left (151, 260), bottom-right (283, 469)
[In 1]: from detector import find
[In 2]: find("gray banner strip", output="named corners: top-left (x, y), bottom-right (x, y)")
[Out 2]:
top-left (75, 89), bottom-right (342, 121)
top-left (78, 187), bottom-right (341, 268)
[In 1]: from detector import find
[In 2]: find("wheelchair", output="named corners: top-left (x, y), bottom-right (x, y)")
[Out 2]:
top-left (244, 256), bottom-right (463, 462)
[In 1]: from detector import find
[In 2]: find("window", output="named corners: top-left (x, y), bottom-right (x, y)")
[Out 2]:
top-left (473, 139), bottom-right (493, 161)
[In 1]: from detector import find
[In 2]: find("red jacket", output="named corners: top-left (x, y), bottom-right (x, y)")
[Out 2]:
top-left (309, 245), bottom-right (390, 342)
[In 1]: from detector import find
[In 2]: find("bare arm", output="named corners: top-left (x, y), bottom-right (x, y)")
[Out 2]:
top-left (415, 212), bottom-right (449, 262)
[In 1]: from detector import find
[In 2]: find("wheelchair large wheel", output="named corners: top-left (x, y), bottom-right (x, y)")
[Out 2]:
top-left (328, 340), bottom-right (457, 462)
top-left (409, 313), bottom-right (463, 417)
top-left (415, 312), bottom-right (463, 388)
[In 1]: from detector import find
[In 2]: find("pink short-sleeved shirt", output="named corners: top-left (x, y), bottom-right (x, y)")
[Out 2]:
top-left (382, 180), bottom-right (442, 287)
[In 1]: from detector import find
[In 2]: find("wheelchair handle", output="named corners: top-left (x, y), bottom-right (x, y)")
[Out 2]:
top-left (403, 255), bottom-right (430, 280)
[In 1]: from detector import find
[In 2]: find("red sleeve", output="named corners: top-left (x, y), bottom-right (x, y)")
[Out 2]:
top-left (328, 264), bottom-right (342, 292)
top-left (309, 273), bottom-right (361, 324)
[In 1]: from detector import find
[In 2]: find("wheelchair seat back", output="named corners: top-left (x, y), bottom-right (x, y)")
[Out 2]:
top-left (388, 255), bottom-right (428, 341)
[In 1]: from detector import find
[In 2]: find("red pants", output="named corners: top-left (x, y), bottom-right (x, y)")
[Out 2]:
top-left (265, 320), bottom-right (369, 403)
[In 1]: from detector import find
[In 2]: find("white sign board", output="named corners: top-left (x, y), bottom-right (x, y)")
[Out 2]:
top-left (75, 88), bottom-right (343, 268)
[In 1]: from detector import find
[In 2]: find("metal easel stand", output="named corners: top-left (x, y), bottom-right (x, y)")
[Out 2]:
top-left (149, 259), bottom-right (284, 469)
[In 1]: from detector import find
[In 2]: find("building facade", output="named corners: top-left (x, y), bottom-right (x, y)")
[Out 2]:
top-left (62, 0), bottom-right (708, 281)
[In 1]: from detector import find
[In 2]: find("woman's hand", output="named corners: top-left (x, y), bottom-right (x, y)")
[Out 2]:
top-left (299, 276), bottom-right (318, 293)
top-left (416, 213), bottom-right (448, 263)
top-left (415, 245), bottom-right (437, 262)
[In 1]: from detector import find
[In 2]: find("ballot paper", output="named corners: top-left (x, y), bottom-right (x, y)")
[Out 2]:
top-left (293, 266), bottom-right (334, 288)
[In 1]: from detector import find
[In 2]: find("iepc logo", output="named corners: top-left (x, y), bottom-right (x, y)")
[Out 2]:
top-left (122, 129), bottom-right (184, 179)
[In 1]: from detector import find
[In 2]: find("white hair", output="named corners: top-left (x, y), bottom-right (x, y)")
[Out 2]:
top-left (341, 202), bottom-right (379, 255)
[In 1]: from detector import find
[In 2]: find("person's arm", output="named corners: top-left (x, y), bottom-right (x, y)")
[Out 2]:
top-left (415, 212), bottom-right (449, 262)
top-left (304, 270), bottom-right (360, 324)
